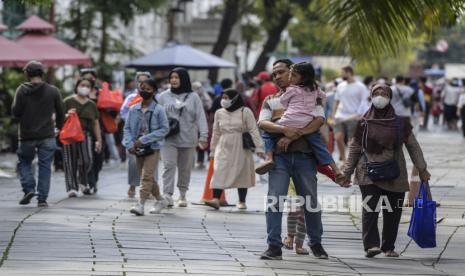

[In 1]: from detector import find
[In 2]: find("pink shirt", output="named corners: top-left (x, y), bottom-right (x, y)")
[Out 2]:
top-left (278, 85), bottom-right (325, 128)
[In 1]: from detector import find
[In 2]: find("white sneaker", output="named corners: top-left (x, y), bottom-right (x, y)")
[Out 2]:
top-left (164, 194), bottom-right (174, 207)
top-left (149, 198), bottom-right (168, 214)
top-left (130, 203), bottom-right (144, 216)
top-left (177, 196), bottom-right (188, 207)
top-left (68, 190), bottom-right (78, 198)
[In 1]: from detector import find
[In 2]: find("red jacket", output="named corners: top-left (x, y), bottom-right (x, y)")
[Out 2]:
top-left (251, 81), bottom-right (279, 118)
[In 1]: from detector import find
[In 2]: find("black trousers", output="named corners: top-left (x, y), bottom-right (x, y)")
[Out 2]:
top-left (88, 135), bottom-right (104, 190)
top-left (213, 188), bottom-right (248, 202)
top-left (359, 185), bottom-right (405, 252)
top-left (461, 108), bottom-right (465, 137)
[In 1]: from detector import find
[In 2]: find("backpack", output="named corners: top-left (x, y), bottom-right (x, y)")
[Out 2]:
top-left (395, 86), bottom-right (415, 108)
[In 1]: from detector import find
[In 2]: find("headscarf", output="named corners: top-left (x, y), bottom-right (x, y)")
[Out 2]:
top-left (222, 88), bottom-right (245, 112)
top-left (353, 84), bottom-right (412, 154)
top-left (169, 67), bottom-right (192, 94)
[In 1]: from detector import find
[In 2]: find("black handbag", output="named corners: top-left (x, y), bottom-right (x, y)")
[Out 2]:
top-left (166, 93), bottom-right (190, 138)
top-left (241, 108), bottom-right (256, 150)
top-left (135, 111), bottom-right (155, 157)
top-left (363, 116), bottom-right (401, 182)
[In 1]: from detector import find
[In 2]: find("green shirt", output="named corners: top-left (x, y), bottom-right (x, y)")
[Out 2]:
top-left (63, 96), bottom-right (99, 133)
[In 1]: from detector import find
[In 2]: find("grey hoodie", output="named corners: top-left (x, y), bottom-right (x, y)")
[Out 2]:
top-left (157, 90), bottom-right (208, 148)
top-left (12, 81), bottom-right (64, 141)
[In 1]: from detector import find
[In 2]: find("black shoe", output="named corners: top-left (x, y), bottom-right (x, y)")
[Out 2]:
top-left (310, 243), bottom-right (328, 259)
top-left (260, 245), bottom-right (282, 260)
top-left (38, 200), bottom-right (48, 208)
top-left (82, 188), bottom-right (92, 195)
top-left (365, 247), bottom-right (382, 258)
top-left (19, 192), bottom-right (35, 205)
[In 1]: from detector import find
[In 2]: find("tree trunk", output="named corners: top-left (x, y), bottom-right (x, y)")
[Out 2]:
top-left (208, 0), bottom-right (240, 84)
top-left (99, 10), bottom-right (108, 66)
top-left (251, 10), bottom-right (292, 75)
top-left (72, 0), bottom-right (83, 51)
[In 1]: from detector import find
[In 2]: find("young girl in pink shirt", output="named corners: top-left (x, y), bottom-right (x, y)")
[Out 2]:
top-left (256, 62), bottom-right (343, 182)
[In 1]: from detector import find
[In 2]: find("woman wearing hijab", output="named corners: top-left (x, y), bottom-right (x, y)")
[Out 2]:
top-left (205, 89), bottom-right (265, 210)
top-left (157, 68), bottom-right (209, 207)
top-left (343, 84), bottom-right (431, 258)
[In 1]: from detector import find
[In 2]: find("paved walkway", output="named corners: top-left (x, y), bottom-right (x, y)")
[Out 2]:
top-left (0, 129), bottom-right (464, 276)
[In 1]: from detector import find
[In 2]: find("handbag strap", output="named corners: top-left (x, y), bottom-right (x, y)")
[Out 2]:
top-left (140, 108), bottom-right (154, 134)
top-left (241, 107), bottom-right (246, 133)
top-left (361, 115), bottom-right (401, 162)
top-left (178, 93), bottom-right (190, 117)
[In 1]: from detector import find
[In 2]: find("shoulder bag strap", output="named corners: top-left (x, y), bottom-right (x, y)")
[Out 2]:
top-left (393, 116), bottom-right (401, 159)
top-left (178, 93), bottom-right (190, 117)
top-left (241, 107), bottom-right (245, 133)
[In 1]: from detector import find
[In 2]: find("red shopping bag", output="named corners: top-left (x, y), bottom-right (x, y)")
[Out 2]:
top-left (59, 113), bottom-right (85, 145)
top-left (100, 111), bottom-right (118, 133)
top-left (97, 82), bottom-right (123, 110)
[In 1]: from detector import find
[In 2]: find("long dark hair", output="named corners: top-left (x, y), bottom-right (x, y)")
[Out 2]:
top-left (291, 62), bottom-right (318, 91)
top-left (74, 78), bottom-right (94, 94)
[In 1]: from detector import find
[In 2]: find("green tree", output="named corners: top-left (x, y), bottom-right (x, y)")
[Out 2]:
top-left (287, 4), bottom-right (344, 56)
top-left (251, 0), bottom-right (312, 75)
top-left (321, 0), bottom-right (465, 69)
top-left (418, 18), bottom-right (465, 67)
top-left (207, 0), bottom-right (255, 83)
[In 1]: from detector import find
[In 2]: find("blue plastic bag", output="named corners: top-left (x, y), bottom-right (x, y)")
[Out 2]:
top-left (407, 182), bottom-right (437, 248)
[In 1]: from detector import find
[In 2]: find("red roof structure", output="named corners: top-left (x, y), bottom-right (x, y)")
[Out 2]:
top-left (0, 23), bottom-right (36, 67)
top-left (13, 16), bottom-right (91, 66)
top-left (15, 15), bottom-right (55, 33)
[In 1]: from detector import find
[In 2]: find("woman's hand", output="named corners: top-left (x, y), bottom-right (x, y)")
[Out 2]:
top-left (257, 152), bottom-right (266, 160)
top-left (128, 147), bottom-right (136, 155)
top-left (134, 140), bottom-right (143, 148)
top-left (198, 141), bottom-right (209, 150)
top-left (419, 169), bottom-right (431, 183)
top-left (95, 141), bottom-right (102, 153)
top-left (66, 108), bottom-right (77, 117)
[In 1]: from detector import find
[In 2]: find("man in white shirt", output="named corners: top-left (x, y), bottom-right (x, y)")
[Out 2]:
top-left (442, 79), bottom-right (462, 130)
top-left (331, 66), bottom-right (369, 163)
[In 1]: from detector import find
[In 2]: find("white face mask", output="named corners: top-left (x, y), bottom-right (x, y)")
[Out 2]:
top-left (372, 96), bottom-right (390, 109)
top-left (77, 86), bottom-right (90, 96)
top-left (221, 99), bottom-right (232, 109)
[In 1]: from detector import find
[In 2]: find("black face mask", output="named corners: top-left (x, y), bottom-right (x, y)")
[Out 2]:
top-left (139, 90), bottom-right (153, 100)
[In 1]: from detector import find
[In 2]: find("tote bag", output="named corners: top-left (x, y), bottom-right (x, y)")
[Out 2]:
top-left (407, 182), bottom-right (437, 248)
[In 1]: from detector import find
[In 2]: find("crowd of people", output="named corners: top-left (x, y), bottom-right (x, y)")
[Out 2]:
top-left (11, 58), bottom-right (463, 260)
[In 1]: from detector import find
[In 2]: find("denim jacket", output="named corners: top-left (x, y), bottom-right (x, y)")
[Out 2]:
top-left (123, 100), bottom-right (169, 150)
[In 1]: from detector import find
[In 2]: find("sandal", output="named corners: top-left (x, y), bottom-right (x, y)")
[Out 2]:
top-left (295, 247), bottom-right (309, 255)
top-left (283, 236), bottom-right (294, 250)
top-left (384, 250), bottom-right (399, 258)
top-left (255, 160), bottom-right (275, 175)
top-left (365, 247), bottom-right (382, 258)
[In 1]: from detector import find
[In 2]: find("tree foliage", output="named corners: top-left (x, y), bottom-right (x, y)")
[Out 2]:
top-left (321, 0), bottom-right (465, 65)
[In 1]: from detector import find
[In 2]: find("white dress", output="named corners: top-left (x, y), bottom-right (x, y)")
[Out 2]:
top-left (210, 107), bottom-right (264, 189)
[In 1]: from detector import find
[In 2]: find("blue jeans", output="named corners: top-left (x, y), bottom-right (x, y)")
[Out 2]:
top-left (262, 131), bottom-right (333, 166)
top-left (17, 138), bottom-right (56, 201)
top-left (265, 152), bottom-right (323, 247)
